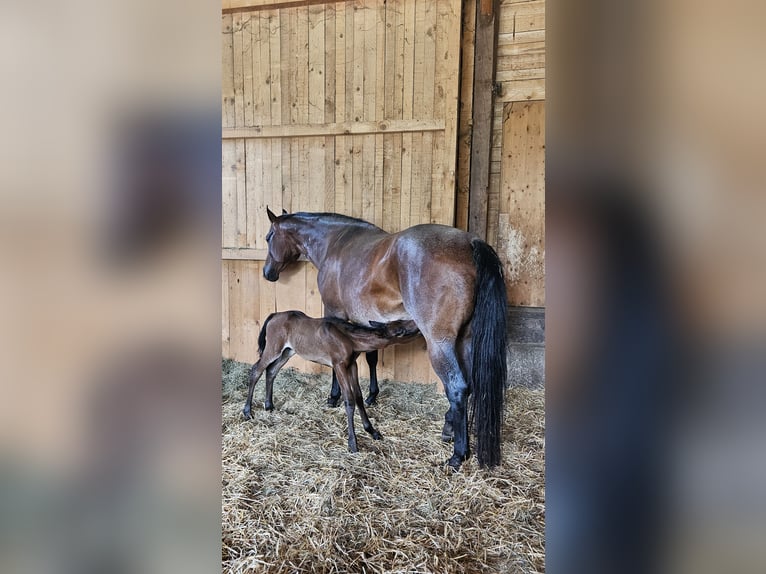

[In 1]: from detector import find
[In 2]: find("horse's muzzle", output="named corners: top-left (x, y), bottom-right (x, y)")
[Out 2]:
top-left (263, 267), bottom-right (279, 282)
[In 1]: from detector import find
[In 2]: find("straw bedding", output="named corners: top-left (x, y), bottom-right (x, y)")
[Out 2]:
top-left (222, 359), bottom-right (545, 574)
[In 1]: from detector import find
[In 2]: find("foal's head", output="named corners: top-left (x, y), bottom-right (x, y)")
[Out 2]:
top-left (263, 208), bottom-right (301, 281)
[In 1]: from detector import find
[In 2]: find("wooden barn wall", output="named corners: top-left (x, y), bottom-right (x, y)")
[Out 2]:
top-left (221, 0), bottom-right (463, 383)
top-left (456, 0), bottom-right (545, 307)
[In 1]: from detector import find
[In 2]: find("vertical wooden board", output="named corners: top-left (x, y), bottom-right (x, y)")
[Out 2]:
top-left (222, 140), bottom-right (238, 247)
top-left (390, 132), bottom-right (403, 232)
top-left (362, 133), bottom-right (375, 222)
top-left (232, 13), bottom-right (245, 128)
top-left (400, 132), bottom-right (413, 229)
top-left (296, 7), bottom-right (310, 212)
top-left (235, 139), bottom-right (247, 246)
top-left (324, 5), bottom-right (337, 212)
top-left (486, 171), bottom-right (501, 247)
top-left (304, 264), bottom-right (324, 374)
top-left (456, 0), bottom-right (476, 231)
top-left (274, 264), bottom-right (311, 372)
top-left (411, 339), bottom-right (432, 384)
top-left (245, 140), bottom-right (261, 247)
top-left (402, 0), bottom-right (416, 121)
top-left (373, 2), bottom-right (386, 227)
top-left (259, 139), bottom-right (273, 247)
top-left (227, 261), bottom-right (243, 359)
top-left (222, 15), bottom-right (235, 128)
top-left (268, 10), bottom-right (281, 125)
top-left (335, 135), bottom-right (347, 213)
top-left (243, 13), bottom-right (255, 127)
top-left (440, 0), bottom-right (462, 225)
top-left (422, 0), bottom-right (436, 119)
top-left (421, 131), bottom-right (433, 223)
top-left (383, 0), bottom-right (396, 120)
top-left (335, 3), bottom-right (346, 123)
top-left (222, 260), bottom-right (230, 357)
top-left (392, 0), bottom-right (405, 122)
top-left (382, 133), bottom-right (395, 232)
top-left (409, 132), bottom-right (422, 224)
top-left (351, 4), bottom-right (365, 217)
top-left (351, 136), bottom-right (363, 218)
top-left (259, 261), bottom-right (277, 336)
top-left (280, 8), bottom-right (294, 212)
top-left (394, 339), bottom-right (416, 382)
top-left (500, 100), bottom-right (545, 306)
top-left (430, 130), bottom-right (445, 223)
top-left (378, 345), bottom-right (396, 382)
top-left (308, 4), bottom-right (326, 214)
top-left (270, 139), bottom-right (283, 216)
top-left (412, 0), bottom-right (426, 120)
top-left (241, 260), bottom-right (261, 363)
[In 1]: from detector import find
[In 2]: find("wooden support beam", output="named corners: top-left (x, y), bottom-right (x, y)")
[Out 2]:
top-left (467, 0), bottom-right (499, 240)
top-left (222, 119), bottom-right (445, 140)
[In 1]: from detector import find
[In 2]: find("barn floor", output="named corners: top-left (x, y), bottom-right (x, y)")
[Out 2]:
top-left (222, 359), bottom-right (545, 574)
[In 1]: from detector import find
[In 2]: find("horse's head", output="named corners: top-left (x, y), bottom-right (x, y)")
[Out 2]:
top-left (263, 207), bottom-right (301, 281)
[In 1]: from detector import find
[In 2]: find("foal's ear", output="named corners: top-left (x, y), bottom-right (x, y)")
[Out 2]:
top-left (266, 207), bottom-right (277, 222)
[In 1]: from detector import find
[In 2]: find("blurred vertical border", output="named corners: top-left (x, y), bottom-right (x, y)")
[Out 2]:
top-left (546, 0), bottom-right (766, 573)
top-left (0, 1), bottom-right (222, 573)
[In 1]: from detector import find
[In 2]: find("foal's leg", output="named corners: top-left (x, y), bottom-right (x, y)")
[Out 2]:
top-left (327, 371), bottom-right (342, 407)
top-left (263, 348), bottom-right (294, 411)
top-left (243, 360), bottom-right (268, 419)
top-left (333, 364), bottom-right (359, 453)
top-left (428, 340), bottom-right (471, 469)
top-left (349, 362), bottom-right (382, 440)
top-left (364, 350), bottom-right (380, 406)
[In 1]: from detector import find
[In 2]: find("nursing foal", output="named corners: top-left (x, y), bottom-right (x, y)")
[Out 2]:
top-left (243, 310), bottom-right (419, 453)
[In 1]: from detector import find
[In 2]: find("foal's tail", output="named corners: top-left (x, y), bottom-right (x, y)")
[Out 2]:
top-left (257, 313), bottom-right (277, 356)
top-left (470, 239), bottom-right (508, 468)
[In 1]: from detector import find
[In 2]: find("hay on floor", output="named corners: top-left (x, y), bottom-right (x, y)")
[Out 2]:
top-left (222, 359), bottom-right (544, 574)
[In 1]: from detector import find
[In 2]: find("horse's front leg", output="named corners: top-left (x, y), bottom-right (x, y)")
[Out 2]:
top-left (364, 350), bottom-right (379, 406)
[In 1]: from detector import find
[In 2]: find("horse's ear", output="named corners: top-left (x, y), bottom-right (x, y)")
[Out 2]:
top-left (282, 209), bottom-right (288, 215)
top-left (266, 207), bottom-right (277, 223)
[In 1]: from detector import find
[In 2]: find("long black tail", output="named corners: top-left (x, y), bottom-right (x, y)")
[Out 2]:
top-left (257, 313), bottom-right (277, 356)
top-left (470, 239), bottom-right (508, 468)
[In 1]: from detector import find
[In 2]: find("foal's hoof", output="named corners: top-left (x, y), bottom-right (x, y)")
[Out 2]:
top-left (242, 407), bottom-right (252, 420)
top-left (371, 430), bottom-right (383, 440)
top-left (326, 396), bottom-right (341, 408)
top-left (264, 401), bottom-right (274, 412)
top-left (445, 454), bottom-right (467, 471)
top-left (364, 394), bottom-right (378, 407)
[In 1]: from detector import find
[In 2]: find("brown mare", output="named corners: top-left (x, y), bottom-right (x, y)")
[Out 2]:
top-left (243, 310), bottom-right (420, 453)
top-left (262, 209), bottom-right (508, 469)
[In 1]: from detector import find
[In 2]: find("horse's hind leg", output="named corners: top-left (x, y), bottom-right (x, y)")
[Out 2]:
top-left (441, 335), bottom-right (470, 442)
top-left (263, 348), bottom-right (294, 411)
top-left (428, 340), bottom-right (470, 469)
top-left (334, 364), bottom-right (365, 452)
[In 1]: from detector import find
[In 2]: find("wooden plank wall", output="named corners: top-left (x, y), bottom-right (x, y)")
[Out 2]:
top-left (222, 0), bottom-right (463, 383)
top-left (456, 0), bottom-right (545, 307)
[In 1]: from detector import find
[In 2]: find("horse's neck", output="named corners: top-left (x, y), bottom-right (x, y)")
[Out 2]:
top-left (291, 218), bottom-right (380, 268)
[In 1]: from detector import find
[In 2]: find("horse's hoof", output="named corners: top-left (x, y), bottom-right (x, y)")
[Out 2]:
top-left (445, 455), bottom-right (464, 471)
top-left (364, 394), bottom-right (378, 407)
top-left (327, 396), bottom-right (340, 408)
top-left (264, 402), bottom-right (274, 411)
top-left (242, 408), bottom-right (252, 420)
top-left (348, 445), bottom-right (359, 453)
top-left (372, 431), bottom-right (383, 440)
